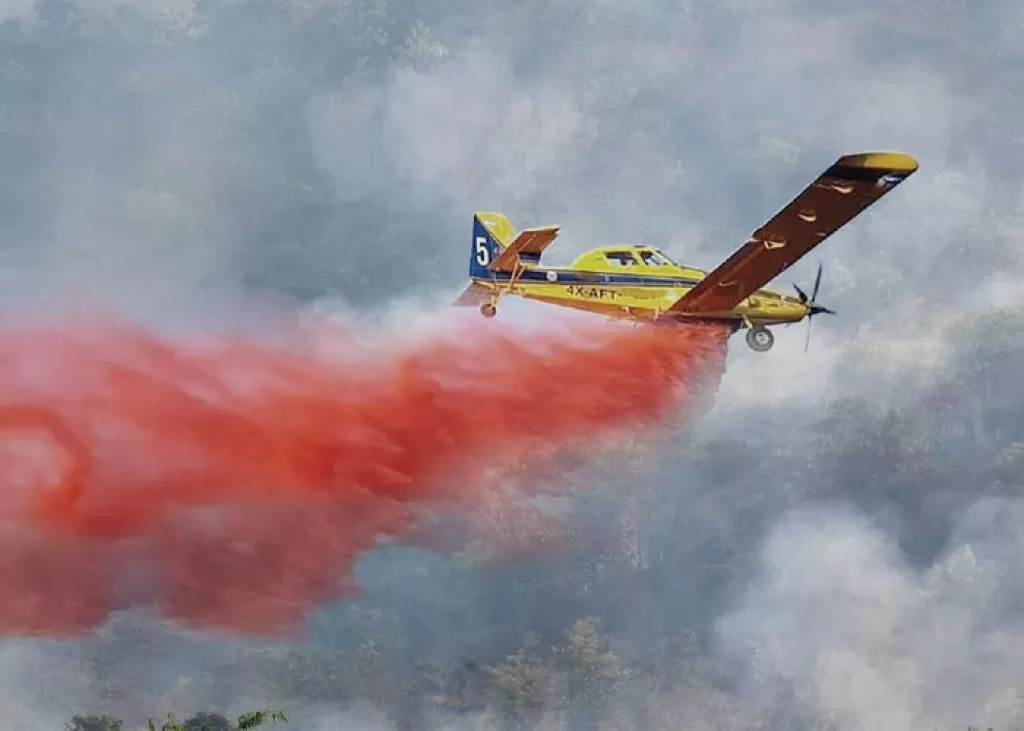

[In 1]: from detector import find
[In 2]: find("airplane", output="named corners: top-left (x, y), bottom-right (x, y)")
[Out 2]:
top-left (452, 151), bottom-right (919, 352)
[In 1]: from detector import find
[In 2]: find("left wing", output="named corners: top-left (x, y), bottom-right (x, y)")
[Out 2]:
top-left (667, 151), bottom-right (919, 315)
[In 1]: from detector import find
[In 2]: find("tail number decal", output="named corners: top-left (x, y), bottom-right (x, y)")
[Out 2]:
top-left (567, 285), bottom-right (619, 301)
top-left (475, 237), bottom-right (491, 267)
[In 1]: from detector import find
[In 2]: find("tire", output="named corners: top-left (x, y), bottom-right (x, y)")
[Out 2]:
top-left (745, 326), bottom-right (774, 352)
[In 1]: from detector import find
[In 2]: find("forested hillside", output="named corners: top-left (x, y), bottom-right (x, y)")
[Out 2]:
top-left (53, 306), bottom-right (1024, 730)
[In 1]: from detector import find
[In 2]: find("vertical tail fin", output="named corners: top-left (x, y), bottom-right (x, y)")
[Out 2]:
top-left (469, 212), bottom-right (515, 279)
top-left (453, 212), bottom-right (516, 309)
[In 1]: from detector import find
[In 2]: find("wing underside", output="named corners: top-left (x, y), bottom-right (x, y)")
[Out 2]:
top-left (668, 151), bottom-right (919, 315)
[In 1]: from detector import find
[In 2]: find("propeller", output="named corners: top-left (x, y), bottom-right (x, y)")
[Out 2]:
top-left (792, 262), bottom-right (837, 352)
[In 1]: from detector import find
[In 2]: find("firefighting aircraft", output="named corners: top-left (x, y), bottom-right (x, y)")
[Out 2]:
top-left (453, 151), bottom-right (918, 352)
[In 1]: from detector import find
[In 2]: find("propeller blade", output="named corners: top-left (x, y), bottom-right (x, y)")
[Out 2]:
top-left (798, 262), bottom-right (834, 354)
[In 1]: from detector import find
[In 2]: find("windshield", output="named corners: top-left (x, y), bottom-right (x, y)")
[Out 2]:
top-left (639, 249), bottom-right (676, 266)
top-left (605, 251), bottom-right (639, 266)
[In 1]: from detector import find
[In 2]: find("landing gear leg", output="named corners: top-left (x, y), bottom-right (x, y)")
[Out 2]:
top-left (745, 325), bottom-right (774, 352)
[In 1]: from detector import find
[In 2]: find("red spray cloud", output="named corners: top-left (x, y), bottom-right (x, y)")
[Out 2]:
top-left (0, 311), bottom-right (729, 636)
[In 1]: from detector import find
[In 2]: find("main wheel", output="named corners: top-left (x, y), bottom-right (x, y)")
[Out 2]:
top-left (480, 302), bottom-right (497, 318)
top-left (745, 326), bottom-right (774, 352)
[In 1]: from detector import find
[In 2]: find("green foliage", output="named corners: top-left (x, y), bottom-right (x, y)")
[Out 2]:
top-left (68, 708), bottom-right (288, 731)
top-left (67, 716), bottom-right (123, 731)
top-left (563, 617), bottom-right (629, 704)
top-left (236, 710), bottom-right (289, 730)
top-left (181, 712), bottom-right (233, 731)
top-left (485, 633), bottom-right (555, 728)
top-left (557, 618), bottom-right (630, 731)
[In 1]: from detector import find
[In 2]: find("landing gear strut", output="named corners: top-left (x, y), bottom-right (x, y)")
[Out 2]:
top-left (745, 325), bottom-right (774, 352)
top-left (480, 302), bottom-right (497, 318)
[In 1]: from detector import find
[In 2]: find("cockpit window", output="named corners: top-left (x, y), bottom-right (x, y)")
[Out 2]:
top-left (639, 250), bottom-right (675, 266)
top-left (605, 251), bottom-right (639, 266)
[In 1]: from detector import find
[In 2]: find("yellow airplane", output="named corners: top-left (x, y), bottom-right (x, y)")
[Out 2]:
top-left (453, 151), bottom-right (919, 352)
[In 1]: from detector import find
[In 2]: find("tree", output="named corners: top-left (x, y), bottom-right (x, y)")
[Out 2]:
top-left (67, 716), bottom-right (123, 731)
top-left (67, 708), bottom-right (287, 731)
top-left (562, 618), bottom-right (629, 731)
top-left (146, 709), bottom-right (287, 730)
top-left (182, 712), bottom-right (233, 730)
top-left (485, 633), bottom-right (556, 730)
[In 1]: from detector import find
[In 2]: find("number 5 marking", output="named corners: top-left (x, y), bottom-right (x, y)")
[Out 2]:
top-left (475, 236), bottom-right (491, 267)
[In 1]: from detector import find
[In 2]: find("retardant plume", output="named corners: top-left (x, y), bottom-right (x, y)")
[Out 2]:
top-left (0, 312), bottom-right (729, 637)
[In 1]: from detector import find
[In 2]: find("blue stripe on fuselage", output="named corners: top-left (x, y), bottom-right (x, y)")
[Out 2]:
top-left (476, 267), bottom-right (702, 287)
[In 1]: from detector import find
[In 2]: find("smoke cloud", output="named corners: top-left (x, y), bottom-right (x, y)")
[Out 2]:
top-left (717, 501), bottom-right (1024, 730)
top-left (0, 0), bottom-right (1019, 729)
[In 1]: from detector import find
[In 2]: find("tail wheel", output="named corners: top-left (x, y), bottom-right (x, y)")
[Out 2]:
top-left (480, 302), bottom-right (497, 319)
top-left (746, 325), bottom-right (774, 352)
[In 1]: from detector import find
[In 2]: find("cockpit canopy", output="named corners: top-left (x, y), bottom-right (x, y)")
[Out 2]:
top-left (569, 244), bottom-right (794, 301)
top-left (571, 245), bottom-right (707, 278)
top-left (601, 248), bottom-right (677, 267)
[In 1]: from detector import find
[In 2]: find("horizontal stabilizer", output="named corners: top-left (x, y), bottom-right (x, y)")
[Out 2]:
top-left (488, 225), bottom-right (561, 271)
top-left (452, 281), bottom-right (493, 307)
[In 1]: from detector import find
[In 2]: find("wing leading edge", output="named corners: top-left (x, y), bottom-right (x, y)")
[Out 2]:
top-left (667, 151), bottom-right (919, 316)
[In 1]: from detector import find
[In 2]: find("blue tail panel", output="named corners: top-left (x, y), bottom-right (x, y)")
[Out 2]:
top-left (469, 216), bottom-right (504, 279)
